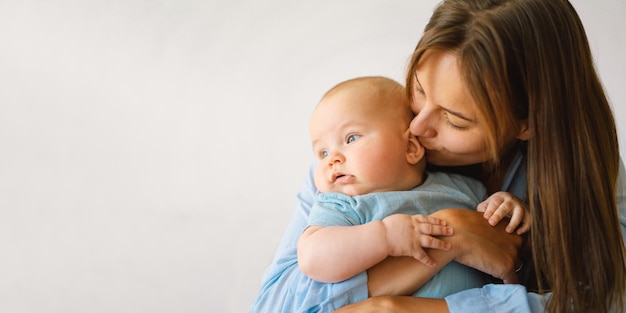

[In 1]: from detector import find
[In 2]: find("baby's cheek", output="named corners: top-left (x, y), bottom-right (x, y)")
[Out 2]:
top-left (313, 168), bottom-right (326, 192)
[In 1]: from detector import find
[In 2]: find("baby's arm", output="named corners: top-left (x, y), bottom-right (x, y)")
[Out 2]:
top-left (477, 191), bottom-right (530, 234)
top-left (297, 214), bottom-right (453, 283)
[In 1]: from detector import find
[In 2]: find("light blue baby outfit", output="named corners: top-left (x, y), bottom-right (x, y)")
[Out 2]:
top-left (309, 171), bottom-right (491, 300)
top-left (252, 171), bottom-right (489, 313)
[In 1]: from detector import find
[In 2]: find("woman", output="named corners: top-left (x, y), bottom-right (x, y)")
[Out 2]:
top-left (251, 0), bottom-right (626, 312)
top-left (336, 0), bottom-right (626, 312)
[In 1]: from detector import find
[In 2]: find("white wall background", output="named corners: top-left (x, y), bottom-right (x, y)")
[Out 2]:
top-left (0, 1), bottom-right (624, 312)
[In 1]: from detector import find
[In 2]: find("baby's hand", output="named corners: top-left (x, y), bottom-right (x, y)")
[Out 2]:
top-left (381, 214), bottom-right (453, 267)
top-left (477, 191), bottom-right (530, 234)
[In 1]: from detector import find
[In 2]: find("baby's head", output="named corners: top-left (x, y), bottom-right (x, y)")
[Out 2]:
top-left (310, 76), bottom-right (426, 196)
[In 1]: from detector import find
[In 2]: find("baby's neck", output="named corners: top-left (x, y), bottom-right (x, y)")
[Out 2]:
top-left (401, 166), bottom-right (427, 191)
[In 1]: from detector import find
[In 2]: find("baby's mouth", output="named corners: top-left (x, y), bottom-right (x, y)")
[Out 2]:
top-left (332, 173), bottom-right (354, 184)
top-left (331, 172), bottom-right (344, 182)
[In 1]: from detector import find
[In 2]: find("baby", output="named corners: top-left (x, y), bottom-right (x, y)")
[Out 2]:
top-left (298, 76), bottom-right (528, 296)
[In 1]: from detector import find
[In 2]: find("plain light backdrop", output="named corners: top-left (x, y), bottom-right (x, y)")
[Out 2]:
top-left (0, 1), bottom-right (624, 312)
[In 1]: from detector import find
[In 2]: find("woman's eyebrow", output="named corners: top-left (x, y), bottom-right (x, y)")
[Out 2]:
top-left (445, 107), bottom-right (476, 123)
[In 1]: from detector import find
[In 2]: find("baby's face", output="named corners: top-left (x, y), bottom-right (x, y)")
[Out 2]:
top-left (309, 89), bottom-right (413, 196)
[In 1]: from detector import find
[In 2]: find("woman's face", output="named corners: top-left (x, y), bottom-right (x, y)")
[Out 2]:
top-left (409, 49), bottom-right (491, 166)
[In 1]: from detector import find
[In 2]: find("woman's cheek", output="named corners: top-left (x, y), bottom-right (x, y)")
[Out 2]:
top-left (443, 133), bottom-right (489, 159)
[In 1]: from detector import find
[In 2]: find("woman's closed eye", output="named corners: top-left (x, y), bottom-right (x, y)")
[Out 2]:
top-left (443, 113), bottom-right (468, 130)
top-left (414, 84), bottom-right (426, 97)
top-left (443, 111), bottom-right (472, 131)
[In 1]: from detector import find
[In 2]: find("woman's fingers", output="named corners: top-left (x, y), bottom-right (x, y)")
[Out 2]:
top-left (431, 208), bottom-right (523, 282)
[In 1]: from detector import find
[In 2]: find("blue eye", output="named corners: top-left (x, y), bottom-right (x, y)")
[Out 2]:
top-left (347, 134), bottom-right (360, 143)
top-left (321, 150), bottom-right (329, 158)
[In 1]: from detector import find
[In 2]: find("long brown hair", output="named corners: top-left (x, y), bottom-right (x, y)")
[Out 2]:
top-left (406, 0), bottom-right (625, 312)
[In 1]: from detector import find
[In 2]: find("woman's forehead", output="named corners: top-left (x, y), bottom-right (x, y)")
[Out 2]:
top-left (413, 50), bottom-right (478, 121)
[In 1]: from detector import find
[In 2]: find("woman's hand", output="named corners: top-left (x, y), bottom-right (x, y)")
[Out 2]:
top-left (333, 296), bottom-right (449, 313)
top-left (432, 208), bottom-right (523, 283)
top-left (366, 208), bottom-right (523, 296)
top-left (336, 210), bottom-right (522, 312)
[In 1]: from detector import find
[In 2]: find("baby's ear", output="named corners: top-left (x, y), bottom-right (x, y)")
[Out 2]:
top-left (406, 131), bottom-right (425, 165)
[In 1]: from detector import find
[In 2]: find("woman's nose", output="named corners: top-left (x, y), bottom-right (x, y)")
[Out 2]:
top-left (409, 110), bottom-right (436, 138)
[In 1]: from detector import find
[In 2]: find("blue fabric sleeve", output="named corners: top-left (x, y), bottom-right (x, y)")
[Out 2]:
top-left (309, 192), bottom-right (363, 227)
top-left (250, 163), bottom-right (369, 313)
top-left (445, 284), bottom-right (547, 313)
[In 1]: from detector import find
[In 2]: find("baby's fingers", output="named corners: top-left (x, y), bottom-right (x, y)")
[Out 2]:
top-left (419, 222), bottom-right (454, 237)
top-left (506, 212), bottom-right (523, 233)
top-left (516, 222), bottom-right (531, 234)
top-left (481, 198), bottom-right (504, 221)
top-left (488, 205), bottom-right (513, 227)
top-left (515, 214), bottom-right (532, 234)
top-left (419, 234), bottom-right (451, 251)
top-left (412, 236), bottom-right (451, 266)
top-left (410, 247), bottom-right (437, 267)
top-left (413, 214), bottom-right (448, 226)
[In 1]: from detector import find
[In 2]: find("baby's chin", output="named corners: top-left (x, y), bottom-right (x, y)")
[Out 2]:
top-left (321, 185), bottom-right (374, 197)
